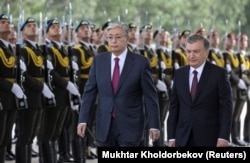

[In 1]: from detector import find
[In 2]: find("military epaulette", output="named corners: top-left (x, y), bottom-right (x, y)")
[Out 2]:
top-left (175, 49), bottom-right (181, 53)
top-left (47, 42), bottom-right (53, 48)
top-left (73, 44), bottom-right (81, 49)
top-left (82, 44), bottom-right (88, 50)
top-left (20, 42), bottom-right (27, 48)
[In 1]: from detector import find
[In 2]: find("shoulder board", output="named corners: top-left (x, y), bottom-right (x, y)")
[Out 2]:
top-left (20, 42), bottom-right (27, 48)
top-left (47, 43), bottom-right (53, 48)
top-left (73, 44), bottom-right (81, 49)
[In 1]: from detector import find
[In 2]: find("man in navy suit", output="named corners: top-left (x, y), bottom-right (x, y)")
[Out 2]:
top-left (167, 34), bottom-right (233, 147)
top-left (77, 21), bottom-right (161, 147)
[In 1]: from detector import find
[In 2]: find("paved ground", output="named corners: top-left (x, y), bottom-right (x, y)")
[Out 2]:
top-left (5, 103), bottom-right (249, 162)
top-left (5, 139), bottom-right (98, 163)
top-left (6, 143), bottom-right (98, 163)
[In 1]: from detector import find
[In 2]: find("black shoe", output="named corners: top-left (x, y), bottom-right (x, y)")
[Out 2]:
top-left (32, 148), bottom-right (39, 157)
top-left (58, 154), bottom-right (75, 162)
top-left (5, 151), bottom-right (15, 161)
top-left (233, 138), bottom-right (250, 147)
top-left (86, 154), bottom-right (96, 160)
top-left (90, 151), bottom-right (98, 158)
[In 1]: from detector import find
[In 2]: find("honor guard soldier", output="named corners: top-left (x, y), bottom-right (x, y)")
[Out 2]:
top-left (97, 20), bottom-right (112, 53)
top-left (139, 24), bottom-right (167, 147)
top-left (153, 27), bottom-right (172, 146)
top-left (57, 22), bottom-right (75, 163)
top-left (127, 23), bottom-right (140, 54)
top-left (194, 27), bottom-right (207, 38)
top-left (0, 13), bottom-right (26, 162)
top-left (71, 19), bottom-right (97, 162)
top-left (37, 18), bottom-right (80, 163)
top-left (232, 33), bottom-right (250, 146)
top-left (16, 17), bottom-right (55, 163)
top-left (173, 30), bottom-right (191, 69)
top-left (92, 27), bottom-right (102, 53)
top-left (242, 34), bottom-right (250, 144)
top-left (207, 30), bottom-right (225, 67)
top-left (222, 32), bottom-right (245, 147)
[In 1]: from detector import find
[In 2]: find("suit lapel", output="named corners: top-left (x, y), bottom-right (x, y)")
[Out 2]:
top-left (103, 53), bottom-right (113, 94)
top-left (183, 66), bottom-right (192, 102)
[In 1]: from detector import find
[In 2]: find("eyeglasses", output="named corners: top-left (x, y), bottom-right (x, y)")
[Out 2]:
top-left (107, 35), bottom-right (127, 41)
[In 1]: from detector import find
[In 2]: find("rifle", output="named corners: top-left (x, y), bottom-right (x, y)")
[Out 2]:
top-left (236, 20), bottom-right (247, 96)
top-left (40, 11), bottom-right (56, 107)
top-left (171, 18), bottom-right (178, 79)
top-left (16, 0), bottom-right (28, 109)
top-left (67, 1), bottom-right (81, 106)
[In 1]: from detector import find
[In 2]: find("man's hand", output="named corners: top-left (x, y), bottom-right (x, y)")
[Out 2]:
top-left (216, 139), bottom-right (229, 147)
top-left (149, 129), bottom-right (160, 143)
top-left (168, 140), bottom-right (175, 147)
top-left (77, 123), bottom-right (87, 138)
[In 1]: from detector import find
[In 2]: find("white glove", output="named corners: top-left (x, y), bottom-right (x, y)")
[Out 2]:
top-left (11, 83), bottom-right (25, 98)
top-left (20, 60), bottom-right (26, 72)
top-left (47, 60), bottom-right (54, 70)
top-left (156, 79), bottom-right (167, 92)
top-left (72, 61), bottom-right (79, 71)
top-left (238, 79), bottom-right (247, 90)
top-left (241, 63), bottom-right (245, 72)
top-left (211, 61), bottom-right (216, 65)
top-left (226, 64), bottom-right (232, 73)
top-left (66, 81), bottom-right (80, 96)
top-left (174, 62), bottom-right (180, 69)
top-left (170, 80), bottom-right (174, 89)
top-left (70, 101), bottom-right (79, 111)
top-left (248, 89), bottom-right (250, 101)
top-left (160, 61), bottom-right (166, 70)
top-left (42, 83), bottom-right (55, 98)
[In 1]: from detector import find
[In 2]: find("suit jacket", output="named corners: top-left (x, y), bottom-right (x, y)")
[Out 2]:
top-left (167, 61), bottom-right (233, 146)
top-left (78, 50), bottom-right (161, 143)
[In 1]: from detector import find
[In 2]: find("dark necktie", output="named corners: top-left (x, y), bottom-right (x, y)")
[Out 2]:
top-left (61, 45), bottom-right (67, 54)
top-left (191, 70), bottom-right (198, 101)
top-left (89, 45), bottom-right (94, 52)
top-left (112, 57), bottom-right (120, 93)
top-left (36, 44), bottom-right (40, 50)
top-left (8, 44), bottom-right (13, 53)
top-left (111, 58), bottom-right (120, 117)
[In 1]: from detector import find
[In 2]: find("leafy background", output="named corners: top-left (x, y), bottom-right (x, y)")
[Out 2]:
top-left (1, 0), bottom-right (249, 41)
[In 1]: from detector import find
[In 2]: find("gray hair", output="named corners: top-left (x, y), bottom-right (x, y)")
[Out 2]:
top-left (107, 21), bottom-right (129, 36)
top-left (185, 34), bottom-right (210, 50)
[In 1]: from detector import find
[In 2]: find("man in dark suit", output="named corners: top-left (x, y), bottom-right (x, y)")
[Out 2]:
top-left (77, 21), bottom-right (161, 147)
top-left (167, 34), bottom-right (233, 147)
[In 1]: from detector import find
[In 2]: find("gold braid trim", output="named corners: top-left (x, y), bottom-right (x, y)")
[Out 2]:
top-left (245, 58), bottom-right (250, 70)
top-left (105, 45), bottom-right (110, 51)
top-left (176, 49), bottom-right (188, 65)
top-left (0, 48), bottom-right (15, 68)
top-left (211, 52), bottom-right (224, 67)
top-left (239, 54), bottom-right (249, 69)
top-left (227, 52), bottom-right (239, 68)
top-left (75, 47), bottom-right (94, 69)
top-left (160, 51), bottom-right (172, 68)
top-left (51, 47), bottom-right (69, 67)
top-left (24, 47), bottom-right (43, 67)
top-left (144, 51), bottom-right (157, 67)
